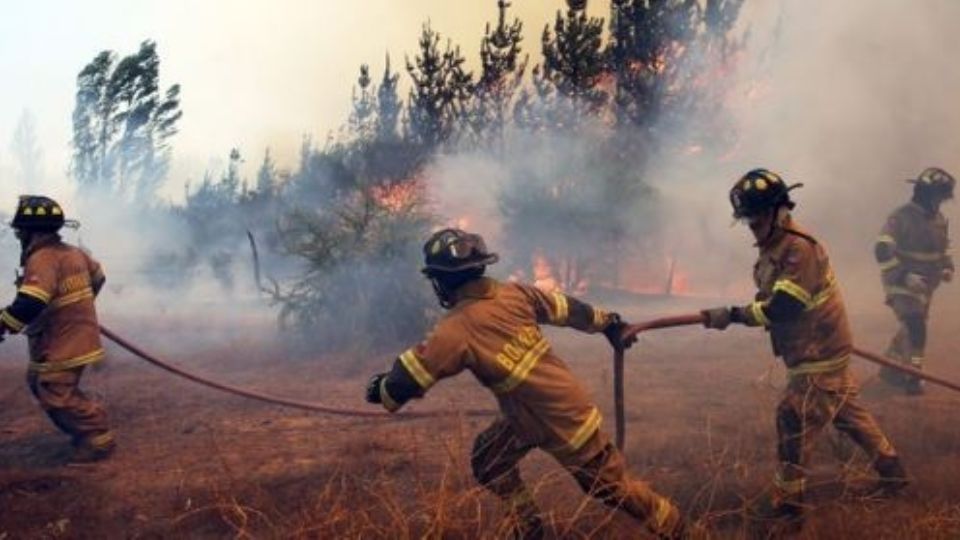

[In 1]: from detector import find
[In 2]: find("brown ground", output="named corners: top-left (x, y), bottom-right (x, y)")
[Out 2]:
top-left (1, 297), bottom-right (959, 539)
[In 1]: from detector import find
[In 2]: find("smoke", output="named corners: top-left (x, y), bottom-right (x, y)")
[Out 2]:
top-left (422, 0), bottom-right (960, 323)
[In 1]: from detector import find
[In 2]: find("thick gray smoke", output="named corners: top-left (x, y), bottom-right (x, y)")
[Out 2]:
top-left (426, 0), bottom-right (960, 320)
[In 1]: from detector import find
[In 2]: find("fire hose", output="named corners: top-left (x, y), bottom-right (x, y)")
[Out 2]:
top-left (98, 325), bottom-right (495, 420)
top-left (611, 312), bottom-right (960, 451)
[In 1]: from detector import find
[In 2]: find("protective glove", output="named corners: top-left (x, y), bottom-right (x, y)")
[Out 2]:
top-left (603, 313), bottom-right (638, 350)
top-left (942, 268), bottom-right (954, 283)
top-left (365, 373), bottom-right (387, 404)
top-left (904, 273), bottom-right (929, 294)
top-left (701, 307), bottom-right (733, 330)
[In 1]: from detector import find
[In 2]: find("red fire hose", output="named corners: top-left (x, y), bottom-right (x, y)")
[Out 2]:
top-left (99, 325), bottom-right (494, 420)
top-left (612, 312), bottom-right (960, 451)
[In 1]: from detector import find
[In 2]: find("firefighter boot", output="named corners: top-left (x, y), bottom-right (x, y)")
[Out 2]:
top-left (506, 513), bottom-right (545, 540)
top-left (904, 357), bottom-right (925, 396)
top-left (747, 491), bottom-right (804, 536)
top-left (68, 432), bottom-right (116, 465)
top-left (869, 455), bottom-right (909, 498)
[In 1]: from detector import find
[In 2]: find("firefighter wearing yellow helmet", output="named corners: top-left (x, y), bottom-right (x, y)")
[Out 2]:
top-left (700, 169), bottom-right (906, 529)
top-left (0, 196), bottom-right (115, 464)
top-left (875, 167), bottom-right (955, 394)
top-left (365, 228), bottom-right (689, 539)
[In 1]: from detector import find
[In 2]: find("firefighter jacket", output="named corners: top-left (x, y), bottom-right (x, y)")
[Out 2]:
top-left (0, 235), bottom-right (106, 372)
top-left (875, 202), bottom-right (953, 303)
top-left (377, 277), bottom-right (616, 460)
top-left (738, 218), bottom-right (853, 372)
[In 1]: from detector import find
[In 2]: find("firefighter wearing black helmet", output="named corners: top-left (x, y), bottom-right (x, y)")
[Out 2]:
top-left (700, 170), bottom-right (906, 528)
top-left (0, 196), bottom-right (115, 464)
top-left (365, 228), bottom-right (689, 539)
top-left (875, 167), bottom-right (955, 394)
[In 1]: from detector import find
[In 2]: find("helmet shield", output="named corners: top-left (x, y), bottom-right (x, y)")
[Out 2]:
top-left (421, 228), bottom-right (499, 275)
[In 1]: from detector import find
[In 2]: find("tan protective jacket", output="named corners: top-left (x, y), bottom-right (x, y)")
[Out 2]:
top-left (877, 202), bottom-right (952, 302)
top-left (1, 237), bottom-right (106, 372)
top-left (743, 219), bottom-right (853, 372)
top-left (385, 277), bottom-right (614, 459)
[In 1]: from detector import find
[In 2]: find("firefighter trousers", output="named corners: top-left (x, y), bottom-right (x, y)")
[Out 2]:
top-left (775, 368), bottom-right (897, 498)
top-left (470, 418), bottom-right (681, 536)
top-left (27, 366), bottom-right (114, 450)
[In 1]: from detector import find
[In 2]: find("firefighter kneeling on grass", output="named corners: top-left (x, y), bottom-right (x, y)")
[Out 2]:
top-left (700, 170), bottom-right (908, 528)
top-left (875, 167), bottom-right (955, 395)
top-left (365, 228), bottom-right (688, 539)
top-left (0, 196), bottom-right (115, 464)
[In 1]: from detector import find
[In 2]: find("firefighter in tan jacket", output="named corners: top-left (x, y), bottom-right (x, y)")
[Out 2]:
top-left (874, 167), bottom-right (954, 394)
top-left (701, 170), bottom-right (907, 526)
top-left (0, 196), bottom-right (114, 463)
top-left (365, 228), bottom-right (686, 539)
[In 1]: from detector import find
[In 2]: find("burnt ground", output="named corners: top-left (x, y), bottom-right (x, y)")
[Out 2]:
top-left (1, 297), bottom-right (959, 539)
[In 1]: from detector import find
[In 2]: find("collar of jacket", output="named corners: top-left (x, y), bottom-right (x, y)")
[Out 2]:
top-left (451, 277), bottom-right (498, 305)
top-left (907, 200), bottom-right (939, 218)
top-left (756, 213), bottom-right (792, 250)
top-left (24, 233), bottom-right (61, 259)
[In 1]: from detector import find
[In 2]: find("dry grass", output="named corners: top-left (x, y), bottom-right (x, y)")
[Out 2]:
top-left (1, 303), bottom-right (959, 538)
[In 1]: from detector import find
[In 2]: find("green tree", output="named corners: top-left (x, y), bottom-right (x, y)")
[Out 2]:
top-left (376, 55), bottom-right (402, 141)
top-left (540, 0), bottom-right (608, 120)
top-left (470, 0), bottom-right (527, 151)
top-left (405, 22), bottom-right (474, 150)
top-left (256, 148), bottom-right (277, 195)
top-left (71, 40), bottom-right (182, 201)
top-left (9, 109), bottom-right (43, 190)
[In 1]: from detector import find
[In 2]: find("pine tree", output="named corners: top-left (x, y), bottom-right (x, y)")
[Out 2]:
top-left (9, 110), bottom-right (43, 191)
top-left (70, 40), bottom-right (182, 201)
top-left (405, 22), bottom-right (474, 150)
top-left (376, 54), bottom-right (401, 141)
top-left (471, 0), bottom-right (527, 150)
top-left (256, 148), bottom-right (277, 195)
top-left (607, 0), bottom-right (744, 146)
top-left (540, 0), bottom-right (608, 120)
top-left (348, 64), bottom-right (377, 140)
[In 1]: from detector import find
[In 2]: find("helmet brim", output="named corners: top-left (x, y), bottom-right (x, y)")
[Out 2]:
top-left (421, 253), bottom-right (499, 274)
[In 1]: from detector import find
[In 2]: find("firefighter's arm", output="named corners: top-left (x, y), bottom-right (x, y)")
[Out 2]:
top-left (875, 216), bottom-right (905, 286)
top-left (736, 241), bottom-right (816, 328)
top-left (365, 319), bottom-right (469, 413)
top-left (0, 255), bottom-right (56, 334)
top-left (942, 221), bottom-right (954, 282)
top-left (89, 259), bottom-right (106, 296)
top-left (519, 284), bottom-right (611, 333)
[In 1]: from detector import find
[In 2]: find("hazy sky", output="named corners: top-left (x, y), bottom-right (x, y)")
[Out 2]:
top-left (0, 0), bottom-right (606, 201)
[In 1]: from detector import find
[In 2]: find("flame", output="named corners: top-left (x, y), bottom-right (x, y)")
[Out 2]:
top-left (369, 180), bottom-right (422, 212)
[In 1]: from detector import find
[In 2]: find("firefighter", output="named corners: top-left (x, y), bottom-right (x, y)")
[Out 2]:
top-left (874, 167), bottom-right (954, 395)
top-left (700, 170), bottom-right (907, 526)
top-left (365, 228), bottom-right (687, 539)
top-left (0, 196), bottom-right (114, 464)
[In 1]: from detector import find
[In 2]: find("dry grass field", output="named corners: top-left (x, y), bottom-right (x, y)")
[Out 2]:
top-left (1, 296), bottom-right (958, 539)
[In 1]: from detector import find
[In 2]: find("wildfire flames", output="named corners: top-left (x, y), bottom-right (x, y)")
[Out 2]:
top-left (369, 179), bottom-right (423, 212)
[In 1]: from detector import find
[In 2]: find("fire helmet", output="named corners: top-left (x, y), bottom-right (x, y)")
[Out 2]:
top-left (908, 167), bottom-right (955, 199)
top-left (421, 228), bottom-right (499, 275)
top-left (9, 195), bottom-right (66, 232)
top-left (729, 168), bottom-right (803, 219)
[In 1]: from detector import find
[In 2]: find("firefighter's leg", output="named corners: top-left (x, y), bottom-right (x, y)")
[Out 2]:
top-left (558, 433), bottom-right (684, 539)
top-left (27, 367), bottom-right (114, 457)
top-left (831, 392), bottom-right (907, 494)
top-left (901, 313), bottom-right (928, 394)
top-left (887, 296), bottom-right (928, 392)
top-left (471, 419), bottom-right (541, 538)
top-left (770, 383), bottom-right (832, 520)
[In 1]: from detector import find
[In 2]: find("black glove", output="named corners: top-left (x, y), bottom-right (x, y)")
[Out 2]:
top-left (365, 373), bottom-right (387, 404)
top-left (701, 307), bottom-right (733, 330)
top-left (603, 313), bottom-right (637, 350)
